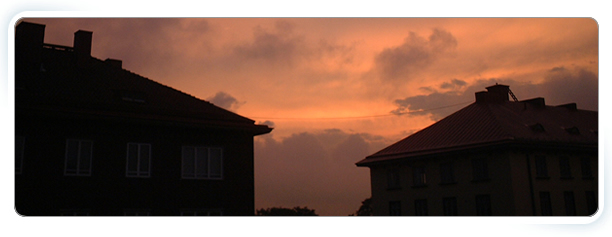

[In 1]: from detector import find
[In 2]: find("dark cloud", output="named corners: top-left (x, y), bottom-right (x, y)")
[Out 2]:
top-left (390, 66), bottom-right (598, 121)
top-left (440, 78), bottom-right (467, 89)
top-left (258, 120), bottom-right (276, 128)
top-left (374, 28), bottom-right (457, 82)
top-left (206, 91), bottom-right (244, 112)
top-left (254, 129), bottom-right (392, 215)
top-left (232, 20), bottom-right (304, 65)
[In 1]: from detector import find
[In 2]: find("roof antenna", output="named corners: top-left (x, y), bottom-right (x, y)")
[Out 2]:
top-left (508, 88), bottom-right (519, 102)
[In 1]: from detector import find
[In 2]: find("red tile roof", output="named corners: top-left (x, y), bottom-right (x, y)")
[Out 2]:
top-left (356, 90), bottom-right (597, 166)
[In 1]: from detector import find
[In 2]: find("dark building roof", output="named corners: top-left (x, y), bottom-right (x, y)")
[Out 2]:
top-left (16, 21), bottom-right (272, 135)
top-left (356, 84), bottom-right (597, 166)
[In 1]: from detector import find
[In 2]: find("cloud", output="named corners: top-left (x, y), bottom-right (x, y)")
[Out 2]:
top-left (254, 129), bottom-right (391, 215)
top-left (374, 28), bottom-right (457, 82)
top-left (206, 91), bottom-right (244, 111)
top-left (232, 20), bottom-right (304, 66)
top-left (440, 79), bottom-right (467, 90)
top-left (390, 66), bottom-right (598, 121)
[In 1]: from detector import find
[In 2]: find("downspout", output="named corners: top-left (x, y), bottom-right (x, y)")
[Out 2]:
top-left (525, 153), bottom-right (536, 215)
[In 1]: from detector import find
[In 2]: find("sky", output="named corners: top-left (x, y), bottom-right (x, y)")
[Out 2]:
top-left (14, 17), bottom-right (599, 216)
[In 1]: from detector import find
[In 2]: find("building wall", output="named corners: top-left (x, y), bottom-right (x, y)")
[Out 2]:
top-left (15, 112), bottom-right (256, 216)
top-left (512, 150), bottom-right (598, 216)
top-left (369, 150), bottom-right (516, 216)
top-left (367, 148), bottom-right (598, 216)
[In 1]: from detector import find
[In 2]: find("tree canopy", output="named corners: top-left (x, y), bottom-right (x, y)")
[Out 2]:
top-left (255, 206), bottom-right (318, 216)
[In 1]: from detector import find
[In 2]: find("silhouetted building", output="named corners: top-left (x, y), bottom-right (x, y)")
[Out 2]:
top-left (356, 84), bottom-right (598, 216)
top-left (15, 21), bottom-right (272, 216)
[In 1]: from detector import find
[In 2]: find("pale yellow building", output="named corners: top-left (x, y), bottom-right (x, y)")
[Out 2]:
top-left (356, 85), bottom-right (597, 216)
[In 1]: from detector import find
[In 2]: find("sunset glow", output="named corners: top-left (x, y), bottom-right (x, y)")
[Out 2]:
top-left (18, 17), bottom-right (598, 215)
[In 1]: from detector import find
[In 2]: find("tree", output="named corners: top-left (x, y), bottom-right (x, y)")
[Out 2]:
top-left (255, 206), bottom-right (318, 216)
top-left (350, 198), bottom-right (373, 216)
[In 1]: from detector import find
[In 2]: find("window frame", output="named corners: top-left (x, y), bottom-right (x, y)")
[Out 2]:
top-left (126, 143), bottom-right (152, 178)
top-left (580, 157), bottom-right (593, 179)
top-left (181, 146), bottom-right (224, 180)
top-left (64, 139), bottom-right (93, 176)
top-left (414, 199), bottom-right (428, 216)
top-left (564, 191), bottom-right (576, 216)
top-left (535, 155), bottom-right (549, 179)
top-left (539, 191), bottom-right (552, 216)
top-left (443, 197), bottom-right (458, 216)
top-left (558, 156), bottom-right (572, 179)
top-left (386, 168), bottom-right (401, 190)
top-left (412, 166), bottom-right (427, 187)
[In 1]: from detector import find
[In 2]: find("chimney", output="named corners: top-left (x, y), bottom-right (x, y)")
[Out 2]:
top-left (15, 21), bottom-right (46, 64)
top-left (475, 84), bottom-right (511, 103)
top-left (74, 30), bottom-right (93, 66)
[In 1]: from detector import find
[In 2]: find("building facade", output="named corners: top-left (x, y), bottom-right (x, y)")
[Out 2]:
top-left (356, 84), bottom-right (597, 216)
top-left (15, 21), bottom-right (272, 216)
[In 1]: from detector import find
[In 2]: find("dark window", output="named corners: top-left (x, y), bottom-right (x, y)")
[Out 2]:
top-left (475, 195), bottom-right (492, 216)
top-left (440, 162), bottom-right (455, 184)
top-left (540, 192), bottom-right (552, 216)
top-left (443, 197), bottom-right (458, 216)
top-left (535, 155), bottom-right (548, 178)
top-left (389, 201), bottom-right (401, 216)
top-left (585, 191), bottom-right (597, 215)
top-left (182, 146), bottom-right (223, 179)
top-left (564, 191), bottom-right (576, 216)
top-left (15, 136), bottom-right (25, 174)
top-left (581, 157), bottom-right (593, 179)
top-left (413, 166), bottom-right (426, 186)
top-left (126, 143), bottom-right (151, 177)
top-left (64, 139), bottom-right (93, 176)
top-left (559, 156), bottom-right (572, 179)
top-left (387, 168), bottom-right (401, 189)
top-left (414, 199), bottom-right (428, 216)
top-left (472, 158), bottom-right (489, 181)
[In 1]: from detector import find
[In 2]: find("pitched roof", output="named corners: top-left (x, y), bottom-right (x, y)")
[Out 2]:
top-left (15, 22), bottom-right (272, 135)
top-left (356, 86), bottom-right (597, 166)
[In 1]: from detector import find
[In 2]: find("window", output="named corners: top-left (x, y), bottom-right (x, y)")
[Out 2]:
top-left (585, 191), bottom-right (597, 215)
top-left (412, 166), bottom-right (426, 186)
top-left (559, 156), bottom-right (572, 179)
top-left (581, 157), bottom-right (593, 179)
top-left (475, 194), bottom-right (492, 216)
top-left (414, 199), bottom-right (428, 216)
top-left (443, 197), bottom-right (458, 216)
top-left (387, 168), bottom-right (401, 189)
top-left (535, 155), bottom-right (548, 178)
top-left (540, 192), bottom-right (552, 216)
top-left (64, 139), bottom-right (93, 176)
top-left (564, 191), bottom-right (576, 216)
top-left (182, 146), bottom-right (223, 179)
top-left (388, 201), bottom-right (401, 216)
top-left (439, 162), bottom-right (455, 184)
top-left (15, 136), bottom-right (25, 174)
top-left (472, 158), bottom-right (489, 181)
top-left (126, 143), bottom-right (151, 177)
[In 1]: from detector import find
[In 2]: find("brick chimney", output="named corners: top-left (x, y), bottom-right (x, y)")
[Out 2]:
top-left (15, 21), bottom-right (46, 64)
top-left (74, 30), bottom-right (93, 66)
top-left (475, 84), bottom-right (510, 103)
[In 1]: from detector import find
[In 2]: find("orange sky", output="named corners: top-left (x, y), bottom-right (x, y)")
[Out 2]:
top-left (16, 17), bottom-right (599, 215)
